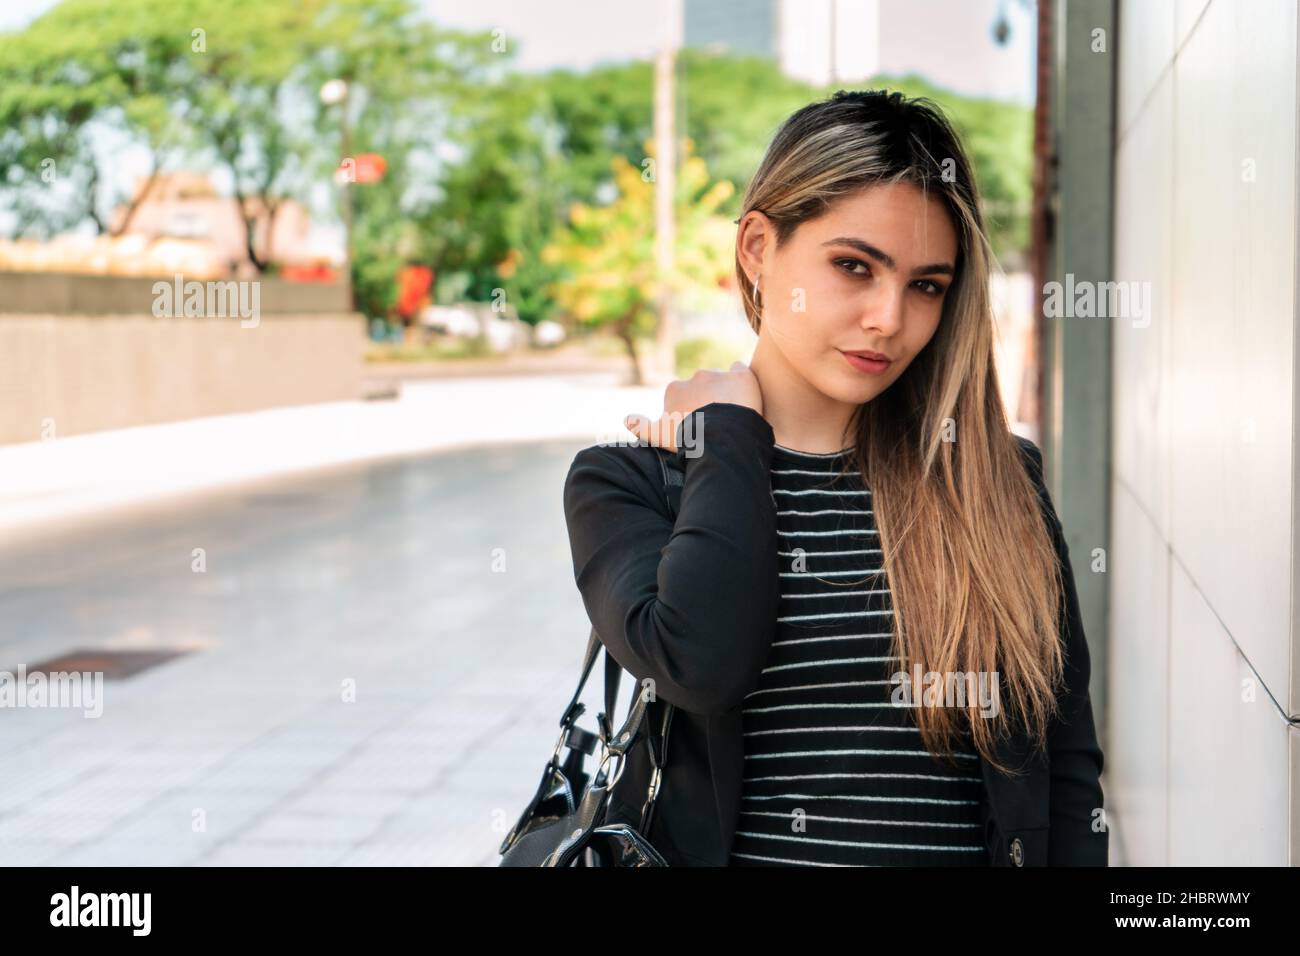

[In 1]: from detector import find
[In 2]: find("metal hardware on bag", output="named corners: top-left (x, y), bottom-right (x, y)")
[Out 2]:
top-left (547, 719), bottom-right (600, 769)
top-left (549, 723), bottom-right (572, 767)
top-left (637, 700), bottom-right (673, 836)
top-left (597, 746), bottom-right (627, 789)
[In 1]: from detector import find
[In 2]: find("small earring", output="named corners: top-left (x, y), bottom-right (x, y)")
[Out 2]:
top-left (752, 275), bottom-right (761, 299)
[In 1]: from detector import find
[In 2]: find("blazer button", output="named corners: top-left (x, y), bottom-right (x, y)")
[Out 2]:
top-left (1009, 837), bottom-right (1024, 867)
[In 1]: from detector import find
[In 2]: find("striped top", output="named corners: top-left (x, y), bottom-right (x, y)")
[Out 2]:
top-left (727, 442), bottom-right (989, 867)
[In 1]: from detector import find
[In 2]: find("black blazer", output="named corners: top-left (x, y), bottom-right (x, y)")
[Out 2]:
top-left (562, 401), bottom-right (1108, 866)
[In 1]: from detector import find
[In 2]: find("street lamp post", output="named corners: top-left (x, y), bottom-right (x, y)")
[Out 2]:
top-left (320, 78), bottom-right (354, 307)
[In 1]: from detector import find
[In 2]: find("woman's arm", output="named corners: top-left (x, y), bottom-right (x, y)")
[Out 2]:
top-left (1015, 436), bottom-right (1109, 865)
top-left (563, 401), bottom-right (780, 716)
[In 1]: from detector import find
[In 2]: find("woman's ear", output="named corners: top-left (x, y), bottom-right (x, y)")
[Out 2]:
top-left (737, 211), bottom-right (771, 285)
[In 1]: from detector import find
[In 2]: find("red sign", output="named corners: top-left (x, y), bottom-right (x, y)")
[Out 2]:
top-left (395, 265), bottom-right (434, 318)
top-left (281, 263), bottom-right (339, 283)
top-left (353, 153), bottom-right (386, 184)
top-left (337, 153), bottom-right (387, 184)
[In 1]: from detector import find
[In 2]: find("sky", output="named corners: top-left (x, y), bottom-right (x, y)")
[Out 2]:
top-left (426, 0), bottom-right (1037, 103)
top-left (2, 0), bottom-right (1037, 104)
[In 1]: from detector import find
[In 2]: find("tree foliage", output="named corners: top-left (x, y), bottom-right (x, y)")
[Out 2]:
top-left (0, 1), bottom-right (1032, 333)
top-left (541, 137), bottom-right (734, 382)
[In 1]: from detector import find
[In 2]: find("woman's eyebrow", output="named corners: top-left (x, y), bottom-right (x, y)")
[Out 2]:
top-left (821, 236), bottom-right (955, 276)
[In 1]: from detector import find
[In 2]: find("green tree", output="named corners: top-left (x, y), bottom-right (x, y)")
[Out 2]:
top-left (0, 0), bottom-right (489, 290)
top-left (524, 55), bottom-right (1032, 274)
top-left (406, 75), bottom-right (566, 328)
top-left (542, 137), bottom-right (734, 384)
top-left (0, 0), bottom-right (194, 236)
top-left (294, 1), bottom-right (493, 317)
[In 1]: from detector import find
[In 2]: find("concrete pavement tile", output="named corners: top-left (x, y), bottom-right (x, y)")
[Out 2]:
top-left (196, 841), bottom-right (354, 867)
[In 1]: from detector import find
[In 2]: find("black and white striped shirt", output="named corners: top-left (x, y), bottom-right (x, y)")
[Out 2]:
top-left (728, 442), bottom-right (989, 867)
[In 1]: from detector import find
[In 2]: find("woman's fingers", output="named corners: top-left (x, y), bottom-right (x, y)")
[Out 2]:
top-left (623, 413), bottom-right (648, 442)
top-left (623, 412), bottom-right (679, 451)
top-left (624, 362), bottom-right (764, 451)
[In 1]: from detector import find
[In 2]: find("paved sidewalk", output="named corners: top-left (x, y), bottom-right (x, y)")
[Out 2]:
top-left (0, 435), bottom-right (605, 866)
top-left (0, 372), bottom-right (665, 543)
top-left (0, 370), bottom-right (679, 866)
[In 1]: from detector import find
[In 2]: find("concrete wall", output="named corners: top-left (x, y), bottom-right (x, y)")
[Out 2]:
top-left (1109, 0), bottom-right (1298, 864)
top-left (0, 270), bottom-right (350, 316)
top-left (0, 273), bottom-right (366, 446)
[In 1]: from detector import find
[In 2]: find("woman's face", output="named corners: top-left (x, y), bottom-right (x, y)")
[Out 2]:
top-left (742, 181), bottom-right (959, 406)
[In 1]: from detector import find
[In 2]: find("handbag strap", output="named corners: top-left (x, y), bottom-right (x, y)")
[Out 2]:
top-left (600, 643), bottom-right (621, 746)
top-left (631, 447), bottom-right (683, 831)
top-left (553, 446), bottom-right (685, 839)
top-left (593, 445), bottom-right (683, 754)
top-left (638, 695), bottom-right (673, 834)
top-left (550, 627), bottom-right (603, 761)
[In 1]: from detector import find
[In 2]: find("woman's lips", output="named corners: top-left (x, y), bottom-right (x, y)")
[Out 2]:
top-left (841, 350), bottom-right (892, 375)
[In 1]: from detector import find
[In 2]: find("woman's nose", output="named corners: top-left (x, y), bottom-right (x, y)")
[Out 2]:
top-left (861, 282), bottom-right (906, 335)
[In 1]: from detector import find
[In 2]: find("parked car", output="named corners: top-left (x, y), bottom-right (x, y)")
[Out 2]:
top-left (531, 319), bottom-right (566, 348)
top-left (419, 304), bottom-right (480, 337)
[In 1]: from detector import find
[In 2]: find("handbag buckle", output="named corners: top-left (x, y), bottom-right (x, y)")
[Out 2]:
top-left (597, 746), bottom-right (627, 790)
top-left (646, 765), bottom-right (662, 802)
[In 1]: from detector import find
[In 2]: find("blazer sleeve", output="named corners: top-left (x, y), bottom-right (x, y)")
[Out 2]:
top-left (563, 401), bottom-right (781, 716)
top-left (1015, 435), bottom-right (1109, 865)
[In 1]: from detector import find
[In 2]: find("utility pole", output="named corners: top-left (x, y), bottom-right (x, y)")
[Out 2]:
top-left (651, 0), bottom-right (682, 386)
top-left (829, 0), bottom-right (837, 84)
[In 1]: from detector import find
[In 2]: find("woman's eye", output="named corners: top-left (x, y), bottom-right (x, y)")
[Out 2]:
top-left (834, 257), bottom-right (870, 277)
top-left (834, 258), bottom-right (945, 297)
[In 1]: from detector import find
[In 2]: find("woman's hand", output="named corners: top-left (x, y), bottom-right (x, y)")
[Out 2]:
top-left (624, 361), bottom-right (765, 452)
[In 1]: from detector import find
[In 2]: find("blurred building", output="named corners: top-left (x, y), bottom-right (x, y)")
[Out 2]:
top-left (107, 172), bottom-right (332, 279)
top-left (684, 0), bottom-right (1032, 101)
top-left (685, 0), bottom-right (779, 60)
top-left (685, 0), bottom-right (880, 86)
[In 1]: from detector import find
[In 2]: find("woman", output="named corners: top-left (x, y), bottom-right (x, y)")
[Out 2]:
top-left (563, 89), bottom-right (1107, 866)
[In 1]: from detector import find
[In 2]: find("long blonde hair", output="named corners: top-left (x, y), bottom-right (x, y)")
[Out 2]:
top-left (736, 90), bottom-right (1064, 775)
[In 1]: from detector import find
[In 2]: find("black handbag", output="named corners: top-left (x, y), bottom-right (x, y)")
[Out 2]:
top-left (498, 446), bottom-right (683, 867)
